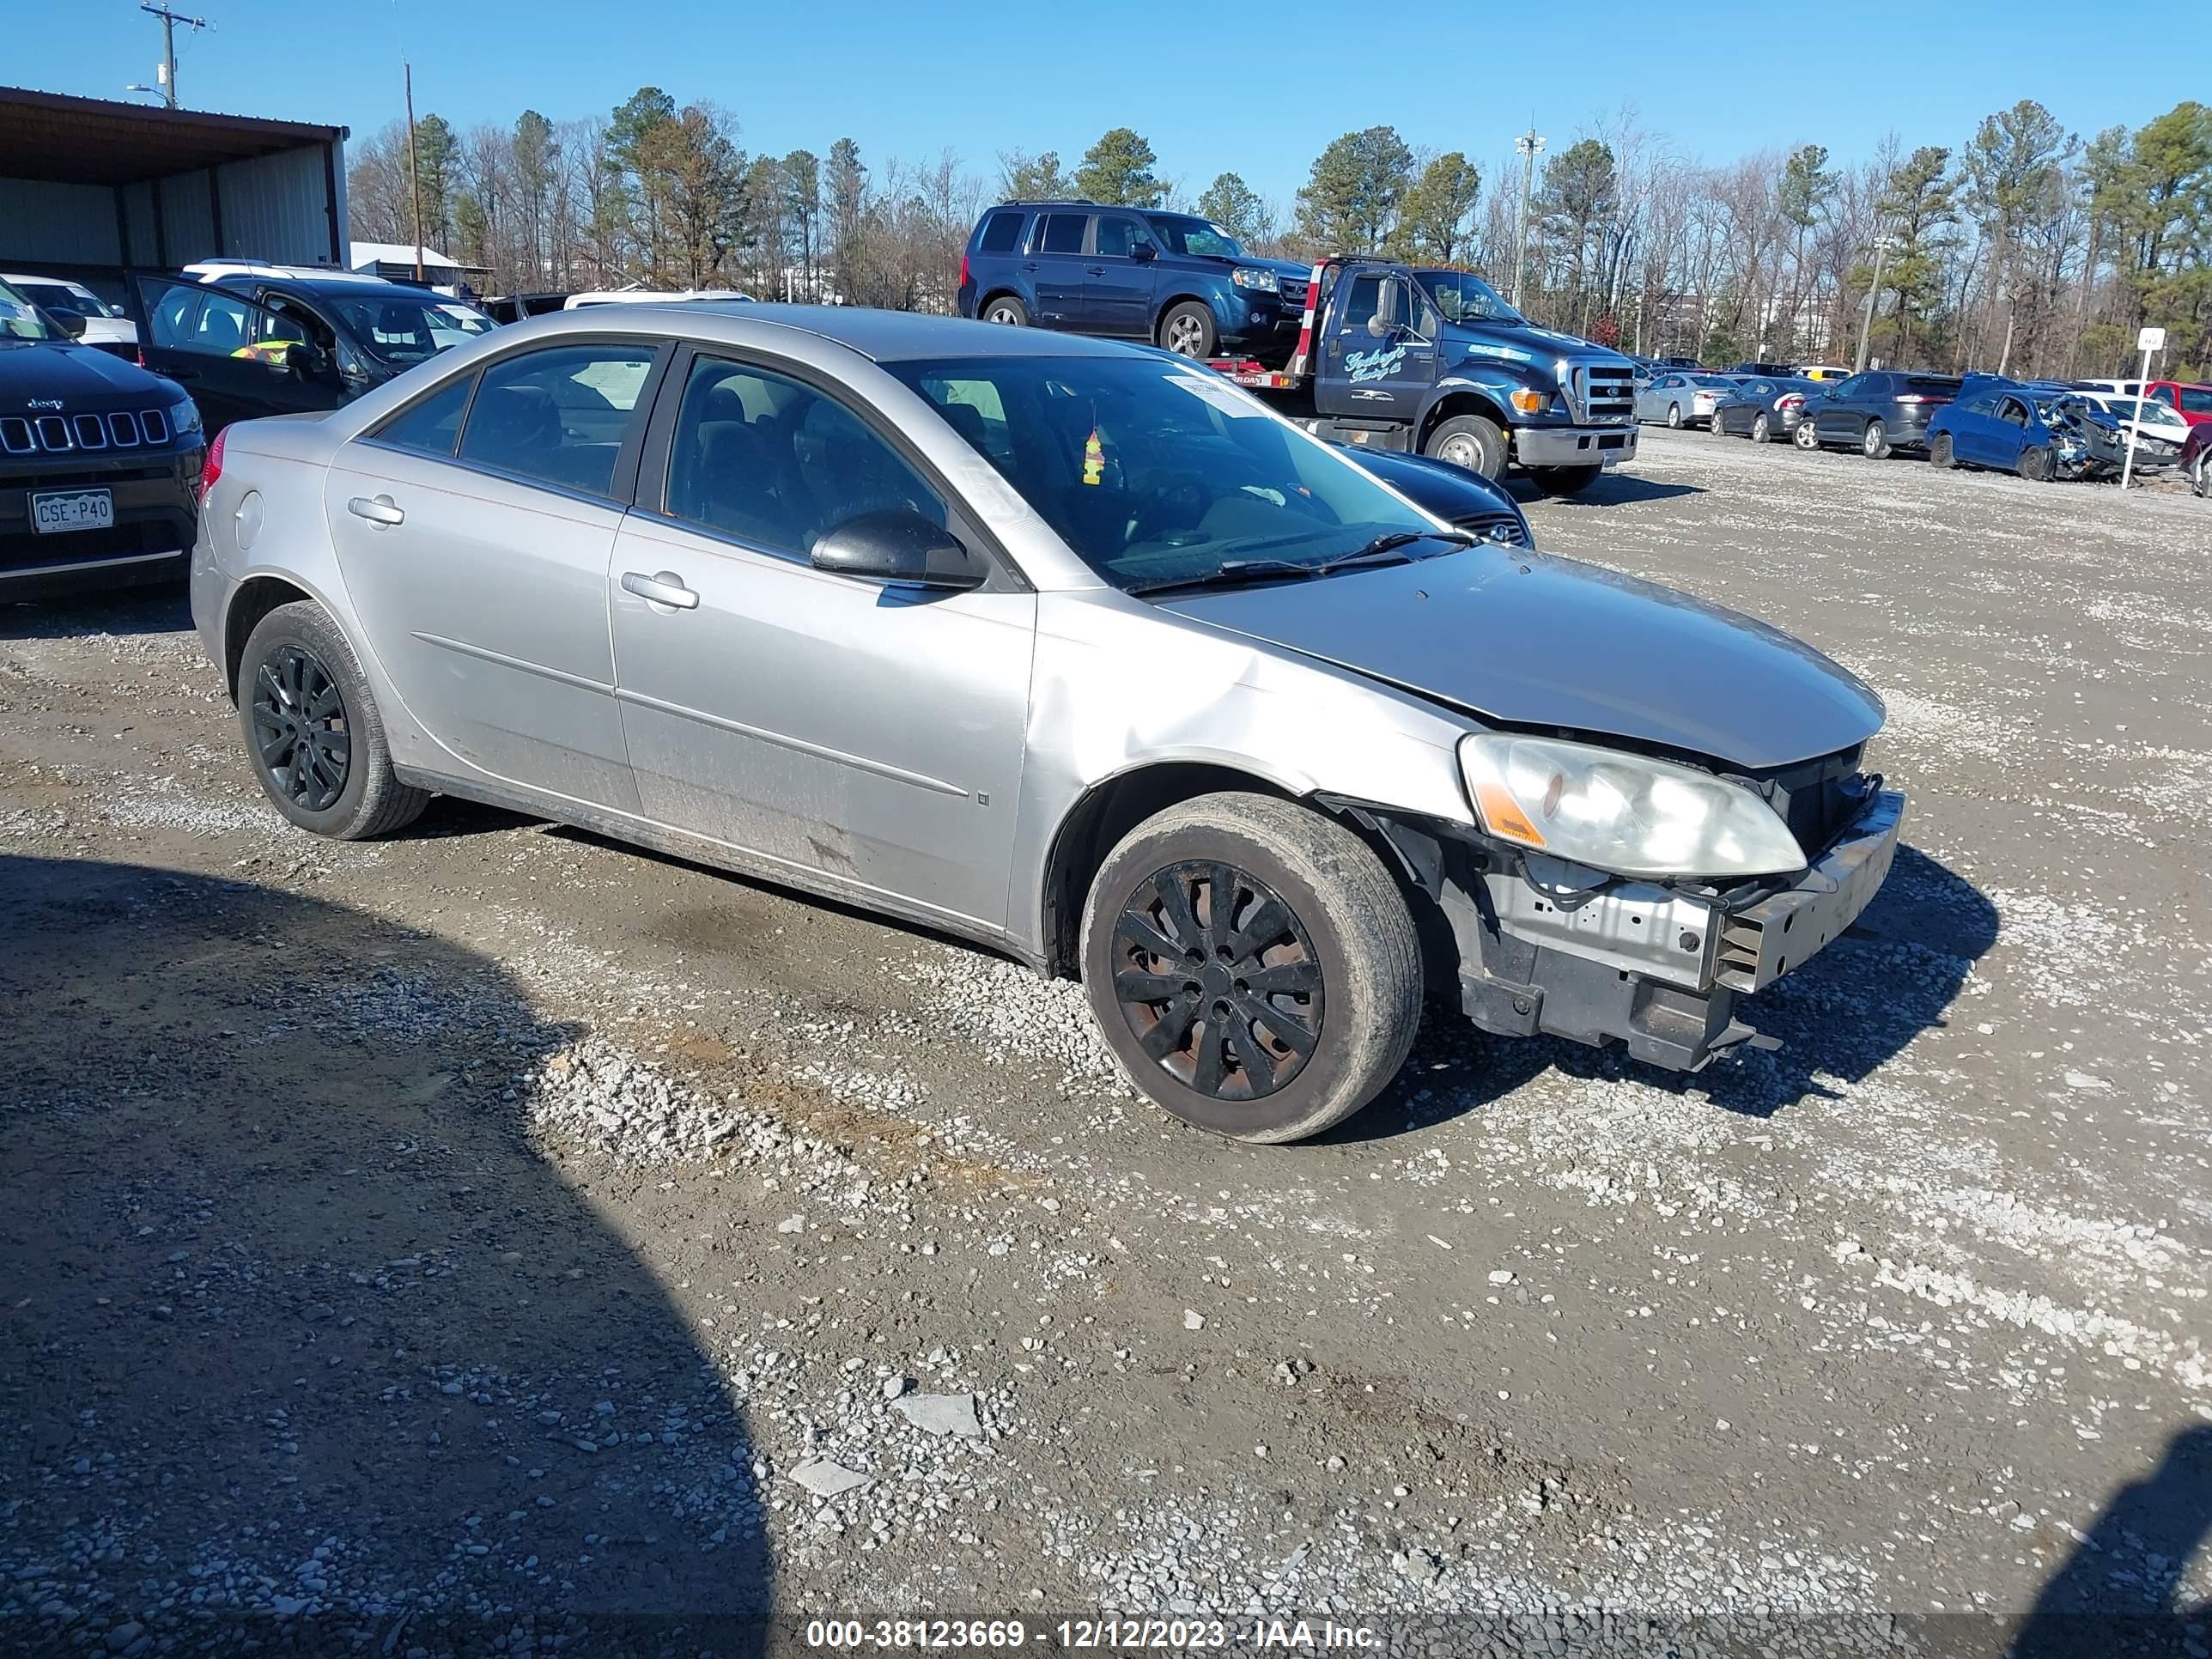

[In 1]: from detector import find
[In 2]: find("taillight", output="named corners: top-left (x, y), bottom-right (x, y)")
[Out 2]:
top-left (958, 253), bottom-right (969, 290)
top-left (199, 427), bottom-right (226, 495)
top-left (1780, 394), bottom-right (1804, 409)
top-left (1894, 394), bottom-right (1932, 404)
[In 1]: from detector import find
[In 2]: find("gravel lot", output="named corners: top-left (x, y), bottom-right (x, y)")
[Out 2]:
top-left (2, 428), bottom-right (2208, 1656)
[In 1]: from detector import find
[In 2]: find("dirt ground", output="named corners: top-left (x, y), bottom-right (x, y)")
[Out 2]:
top-left (2, 428), bottom-right (2208, 1657)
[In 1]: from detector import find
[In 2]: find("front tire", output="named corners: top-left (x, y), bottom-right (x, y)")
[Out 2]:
top-left (1158, 301), bottom-right (1217, 359)
top-left (981, 295), bottom-right (1028, 327)
top-left (2194, 453), bottom-right (2211, 498)
top-left (1861, 419), bottom-right (1891, 459)
top-left (1931, 432), bottom-right (1956, 469)
top-left (1794, 418), bottom-right (1821, 451)
top-left (1530, 464), bottom-right (1602, 495)
top-left (2018, 444), bottom-right (2052, 483)
top-left (1425, 413), bottom-right (1508, 479)
top-left (1079, 793), bottom-right (1422, 1145)
top-left (238, 600), bottom-right (429, 840)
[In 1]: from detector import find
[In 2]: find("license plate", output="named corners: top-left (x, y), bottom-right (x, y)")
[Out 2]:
top-left (31, 489), bottom-right (114, 535)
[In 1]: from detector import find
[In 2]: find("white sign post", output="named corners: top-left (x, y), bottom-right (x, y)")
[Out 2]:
top-left (2120, 326), bottom-right (2166, 491)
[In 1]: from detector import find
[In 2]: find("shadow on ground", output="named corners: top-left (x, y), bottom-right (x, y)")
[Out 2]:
top-left (1516, 472), bottom-right (1705, 507)
top-left (0, 586), bottom-right (192, 641)
top-left (0, 855), bottom-right (772, 1653)
top-left (2008, 1424), bottom-right (2212, 1657)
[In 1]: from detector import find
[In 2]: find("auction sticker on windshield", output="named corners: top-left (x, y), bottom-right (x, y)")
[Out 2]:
top-left (31, 489), bottom-right (114, 535)
top-left (1168, 374), bottom-right (1267, 418)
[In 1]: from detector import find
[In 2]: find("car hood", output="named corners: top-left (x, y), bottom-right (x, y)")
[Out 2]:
top-left (0, 339), bottom-right (179, 412)
top-left (1442, 319), bottom-right (1624, 375)
top-left (1157, 548), bottom-right (1883, 769)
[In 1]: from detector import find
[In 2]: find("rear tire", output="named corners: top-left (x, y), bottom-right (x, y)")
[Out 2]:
top-left (1861, 419), bottom-right (1891, 459)
top-left (1666, 403), bottom-right (1683, 428)
top-left (1931, 432), bottom-right (1956, 469)
top-left (238, 600), bottom-right (429, 841)
top-left (1158, 301), bottom-right (1217, 359)
top-left (981, 295), bottom-right (1027, 326)
top-left (2018, 444), bottom-right (2051, 483)
top-left (1750, 412), bottom-right (1771, 443)
top-left (1424, 413), bottom-right (1508, 480)
top-left (1079, 792), bottom-right (1422, 1145)
top-left (1530, 465), bottom-right (1602, 495)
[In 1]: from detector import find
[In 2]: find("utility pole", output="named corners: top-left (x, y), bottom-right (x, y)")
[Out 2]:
top-left (139, 1), bottom-right (209, 109)
top-left (1854, 234), bottom-right (1894, 374)
top-left (404, 61), bottom-right (426, 284)
top-left (1512, 126), bottom-right (1544, 308)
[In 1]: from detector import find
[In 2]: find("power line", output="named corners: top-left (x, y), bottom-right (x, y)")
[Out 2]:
top-left (138, 1), bottom-right (210, 110)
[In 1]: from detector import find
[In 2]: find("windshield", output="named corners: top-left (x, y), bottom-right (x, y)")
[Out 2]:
top-left (328, 293), bottom-right (495, 365)
top-left (1418, 270), bottom-right (1524, 325)
top-left (1143, 215), bottom-right (1244, 258)
top-left (15, 280), bottom-right (112, 319)
top-left (884, 355), bottom-right (1449, 592)
top-left (0, 280), bottom-right (63, 342)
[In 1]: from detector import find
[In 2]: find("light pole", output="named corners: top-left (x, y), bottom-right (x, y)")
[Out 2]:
top-left (1512, 128), bottom-right (1544, 309)
top-left (1853, 233), bottom-right (1895, 374)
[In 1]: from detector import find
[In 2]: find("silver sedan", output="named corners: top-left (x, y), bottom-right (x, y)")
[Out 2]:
top-left (192, 306), bottom-right (1899, 1142)
top-left (1635, 371), bottom-right (1747, 428)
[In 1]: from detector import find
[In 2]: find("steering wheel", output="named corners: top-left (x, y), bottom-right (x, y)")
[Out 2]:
top-left (1126, 472), bottom-right (1212, 547)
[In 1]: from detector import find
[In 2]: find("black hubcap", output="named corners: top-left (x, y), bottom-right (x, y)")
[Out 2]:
top-left (1111, 861), bottom-right (1323, 1102)
top-left (251, 645), bottom-right (350, 813)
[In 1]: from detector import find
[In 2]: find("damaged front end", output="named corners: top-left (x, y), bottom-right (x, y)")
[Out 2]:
top-left (1351, 744), bottom-right (1905, 1073)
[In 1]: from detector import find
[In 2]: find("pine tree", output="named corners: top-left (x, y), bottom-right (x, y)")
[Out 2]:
top-left (1074, 129), bottom-right (1164, 208)
top-left (1194, 173), bottom-right (1270, 245)
top-left (1295, 127), bottom-right (1413, 253)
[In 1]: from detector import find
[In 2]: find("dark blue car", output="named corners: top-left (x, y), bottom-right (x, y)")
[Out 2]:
top-left (957, 202), bottom-right (1312, 363)
top-left (1928, 376), bottom-right (2124, 481)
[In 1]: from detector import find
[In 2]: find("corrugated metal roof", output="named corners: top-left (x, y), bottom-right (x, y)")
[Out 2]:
top-left (0, 86), bottom-right (346, 187)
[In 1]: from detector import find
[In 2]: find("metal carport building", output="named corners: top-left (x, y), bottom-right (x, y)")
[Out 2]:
top-left (0, 86), bottom-right (348, 281)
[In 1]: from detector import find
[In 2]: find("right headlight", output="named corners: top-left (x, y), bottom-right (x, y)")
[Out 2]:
top-left (1458, 732), bottom-right (1808, 879)
top-left (1230, 267), bottom-right (1279, 292)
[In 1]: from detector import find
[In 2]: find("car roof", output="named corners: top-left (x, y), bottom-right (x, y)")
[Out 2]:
top-left (212, 273), bottom-right (422, 302)
top-left (607, 301), bottom-right (1145, 363)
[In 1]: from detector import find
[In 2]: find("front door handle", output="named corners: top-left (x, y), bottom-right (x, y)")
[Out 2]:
top-left (1085, 265), bottom-right (1105, 276)
top-left (163, 365), bottom-right (202, 381)
top-left (621, 569), bottom-right (699, 611)
top-left (1021, 262), bottom-right (1039, 272)
top-left (347, 494), bottom-right (404, 527)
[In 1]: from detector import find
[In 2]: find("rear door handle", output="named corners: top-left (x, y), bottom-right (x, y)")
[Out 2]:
top-left (1021, 262), bottom-right (1039, 272)
top-left (163, 366), bottom-right (202, 381)
top-left (347, 494), bottom-right (404, 527)
top-left (621, 569), bottom-right (699, 611)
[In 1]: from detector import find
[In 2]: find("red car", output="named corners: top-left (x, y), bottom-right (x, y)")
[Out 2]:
top-left (2143, 379), bottom-right (2212, 428)
top-left (2181, 422), bottom-right (2211, 495)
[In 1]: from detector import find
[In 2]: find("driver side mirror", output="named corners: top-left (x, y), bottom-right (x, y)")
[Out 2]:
top-left (810, 509), bottom-right (983, 591)
top-left (1130, 243), bottom-right (1158, 262)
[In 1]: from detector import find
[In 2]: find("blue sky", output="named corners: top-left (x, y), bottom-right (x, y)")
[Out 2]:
top-left (10, 0), bottom-right (2197, 207)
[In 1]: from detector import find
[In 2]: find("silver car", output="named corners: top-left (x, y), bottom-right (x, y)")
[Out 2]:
top-left (192, 306), bottom-right (1902, 1143)
top-left (1636, 372), bottom-right (1746, 428)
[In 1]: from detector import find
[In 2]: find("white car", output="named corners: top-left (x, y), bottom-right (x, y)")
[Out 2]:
top-left (562, 288), bottom-right (755, 309)
top-left (1, 273), bottom-right (137, 348)
top-left (2073, 391), bottom-right (2191, 463)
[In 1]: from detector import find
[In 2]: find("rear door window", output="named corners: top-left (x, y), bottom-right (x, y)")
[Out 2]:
top-left (457, 343), bottom-right (659, 497)
top-left (374, 374), bottom-right (476, 457)
top-left (1036, 213), bottom-right (1088, 255)
top-left (977, 211), bottom-right (1024, 255)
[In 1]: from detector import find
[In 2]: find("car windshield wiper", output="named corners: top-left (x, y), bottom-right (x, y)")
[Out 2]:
top-left (1129, 530), bottom-right (1474, 596)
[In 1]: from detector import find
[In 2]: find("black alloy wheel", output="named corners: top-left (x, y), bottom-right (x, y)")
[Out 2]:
top-left (251, 644), bottom-right (350, 813)
top-left (1109, 860), bottom-right (1323, 1103)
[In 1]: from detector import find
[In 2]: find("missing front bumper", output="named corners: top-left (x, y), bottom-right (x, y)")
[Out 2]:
top-left (1450, 789), bottom-right (1906, 1072)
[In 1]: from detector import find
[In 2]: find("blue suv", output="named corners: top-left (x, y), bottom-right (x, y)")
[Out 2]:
top-left (957, 202), bottom-right (1313, 362)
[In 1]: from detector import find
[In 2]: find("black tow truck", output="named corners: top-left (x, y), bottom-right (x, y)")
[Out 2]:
top-left (1209, 258), bottom-right (1638, 495)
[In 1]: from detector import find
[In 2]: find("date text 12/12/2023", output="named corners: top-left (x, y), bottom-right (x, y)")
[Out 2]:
top-left (802, 1618), bottom-right (1381, 1650)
